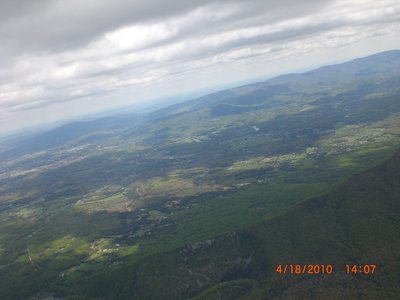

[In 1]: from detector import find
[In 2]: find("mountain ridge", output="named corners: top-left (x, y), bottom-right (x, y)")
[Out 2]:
top-left (76, 146), bottom-right (400, 299)
top-left (1, 49), bottom-right (399, 161)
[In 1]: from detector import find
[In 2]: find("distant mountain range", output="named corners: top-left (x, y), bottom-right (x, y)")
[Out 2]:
top-left (2, 49), bottom-right (400, 160)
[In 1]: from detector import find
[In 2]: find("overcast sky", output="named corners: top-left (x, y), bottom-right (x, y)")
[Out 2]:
top-left (0, 0), bottom-right (399, 134)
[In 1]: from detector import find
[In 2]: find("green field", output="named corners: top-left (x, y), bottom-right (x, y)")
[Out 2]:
top-left (1, 51), bottom-right (400, 299)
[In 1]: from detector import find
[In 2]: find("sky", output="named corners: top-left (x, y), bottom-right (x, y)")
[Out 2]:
top-left (0, 0), bottom-right (399, 135)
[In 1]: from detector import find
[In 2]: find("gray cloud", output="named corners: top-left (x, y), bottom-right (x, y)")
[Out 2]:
top-left (0, 0), bottom-right (334, 58)
top-left (0, 0), bottom-right (227, 57)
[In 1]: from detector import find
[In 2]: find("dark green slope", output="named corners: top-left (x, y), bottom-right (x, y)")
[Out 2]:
top-left (74, 147), bottom-right (400, 300)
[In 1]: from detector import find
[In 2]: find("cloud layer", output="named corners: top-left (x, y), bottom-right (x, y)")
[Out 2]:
top-left (0, 0), bottom-right (399, 133)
